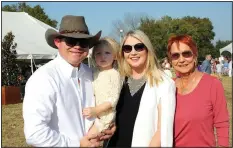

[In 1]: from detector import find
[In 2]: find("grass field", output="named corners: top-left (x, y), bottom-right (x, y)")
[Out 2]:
top-left (1, 76), bottom-right (232, 147)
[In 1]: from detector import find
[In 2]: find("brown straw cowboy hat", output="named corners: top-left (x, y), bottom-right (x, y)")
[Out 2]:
top-left (45, 15), bottom-right (101, 49)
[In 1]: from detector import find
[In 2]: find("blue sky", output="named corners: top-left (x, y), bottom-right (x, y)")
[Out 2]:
top-left (2, 1), bottom-right (232, 43)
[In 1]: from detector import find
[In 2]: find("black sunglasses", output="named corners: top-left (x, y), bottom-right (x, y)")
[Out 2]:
top-left (122, 43), bottom-right (146, 53)
top-left (59, 37), bottom-right (89, 48)
top-left (170, 50), bottom-right (193, 60)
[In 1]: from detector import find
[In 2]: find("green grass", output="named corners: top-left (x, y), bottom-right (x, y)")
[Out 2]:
top-left (222, 76), bottom-right (232, 147)
top-left (2, 103), bottom-right (29, 147)
top-left (1, 76), bottom-right (232, 147)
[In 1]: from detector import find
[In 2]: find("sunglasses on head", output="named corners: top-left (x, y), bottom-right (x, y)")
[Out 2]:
top-left (170, 50), bottom-right (193, 60)
top-left (58, 37), bottom-right (89, 48)
top-left (122, 43), bottom-right (146, 53)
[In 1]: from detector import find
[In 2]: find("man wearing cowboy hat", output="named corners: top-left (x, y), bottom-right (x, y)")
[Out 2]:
top-left (23, 15), bottom-right (114, 147)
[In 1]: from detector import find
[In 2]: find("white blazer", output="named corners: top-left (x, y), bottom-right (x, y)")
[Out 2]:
top-left (131, 74), bottom-right (176, 147)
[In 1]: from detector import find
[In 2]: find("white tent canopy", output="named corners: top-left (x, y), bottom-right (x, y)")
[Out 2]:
top-left (2, 11), bottom-right (58, 60)
top-left (220, 43), bottom-right (232, 55)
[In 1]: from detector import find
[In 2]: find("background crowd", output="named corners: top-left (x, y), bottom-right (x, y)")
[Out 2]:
top-left (161, 54), bottom-right (232, 78)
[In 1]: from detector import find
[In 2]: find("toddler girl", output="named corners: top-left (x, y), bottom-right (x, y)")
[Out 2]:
top-left (83, 37), bottom-right (122, 136)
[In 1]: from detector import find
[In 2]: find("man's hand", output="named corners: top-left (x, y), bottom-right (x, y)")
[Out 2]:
top-left (99, 123), bottom-right (116, 140)
top-left (80, 134), bottom-right (100, 147)
top-left (83, 107), bottom-right (97, 118)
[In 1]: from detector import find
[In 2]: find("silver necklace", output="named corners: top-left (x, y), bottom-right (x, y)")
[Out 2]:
top-left (127, 76), bottom-right (146, 96)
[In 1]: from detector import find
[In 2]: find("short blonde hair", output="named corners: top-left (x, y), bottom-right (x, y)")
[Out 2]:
top-left (91, 37), bottom-right (120, 67)
top-left (118, 30), bottom-right (163, 86)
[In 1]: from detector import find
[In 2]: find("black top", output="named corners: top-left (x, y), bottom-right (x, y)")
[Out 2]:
top-left (108, 77), bottom-right (146, 147)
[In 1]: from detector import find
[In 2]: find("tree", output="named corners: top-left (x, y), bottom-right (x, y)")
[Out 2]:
top-left (139, 16), bottom-right (215, 60)
top-left (1, 32), bottom-right (20, 86)
top-left (2, 2), bottom-right (57, 28)
top-left (215, 40), bottom-right (232, 50)
top-left (215, 40), bottom-right (232, 58)
top-left (109, 12), bottom-right (148, 41)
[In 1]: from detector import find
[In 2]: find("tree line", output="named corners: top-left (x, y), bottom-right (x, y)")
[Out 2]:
top-left (2, 3), bottom-right (232, 61)
top-left (111, 13), bottom-right (232, 61)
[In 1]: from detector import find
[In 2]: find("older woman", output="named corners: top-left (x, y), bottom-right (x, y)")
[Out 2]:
top-left (167, 35), bottom-right (229, 147)
top-left (107, 30), bottom-right (176, 147)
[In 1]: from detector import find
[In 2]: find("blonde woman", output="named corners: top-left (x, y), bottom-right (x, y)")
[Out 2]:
top-left (83, 37), bottom-right (122, 137)
top-left (107, 30), bottom-right (176, 147)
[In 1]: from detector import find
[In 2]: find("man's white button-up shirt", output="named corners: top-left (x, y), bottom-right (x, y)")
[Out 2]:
top-left (23, 54), bottom-right (95, 147)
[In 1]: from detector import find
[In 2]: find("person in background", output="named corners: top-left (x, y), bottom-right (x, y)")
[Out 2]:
top-left (216, 60), bottom-right (223, 80)
top-left (161, 57), bottom-right (167, 68)
top-left (162, 58), bottom-right (173, 78)
top-left (197, 61), bottom-right (202, 72)
top-left (211, 59), bottom-right (217, 74)
top-left (223, 57), bottom-right (229, 75)
top-left (201, 54), bottom-right (212, 74)
top-left (23, 15), bottom-right (114, 147)
top-left (219, 55), bottom-right (224, 65)
top-left (108, 30), bottom-right (176, 147)
top-left (228, 57), bottom-right (232, 77)
top-left (167, 34), bottom-right (229, 147)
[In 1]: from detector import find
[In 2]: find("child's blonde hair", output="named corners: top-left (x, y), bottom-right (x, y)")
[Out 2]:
top-left (91, 37), bottom-right (120, 68)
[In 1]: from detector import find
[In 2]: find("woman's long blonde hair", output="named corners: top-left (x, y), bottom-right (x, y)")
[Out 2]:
top-left (118, 30), bottom-right (163, 87)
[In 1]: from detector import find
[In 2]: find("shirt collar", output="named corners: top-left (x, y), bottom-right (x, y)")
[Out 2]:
top-left (56, 53), bottom-right (86, 79)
